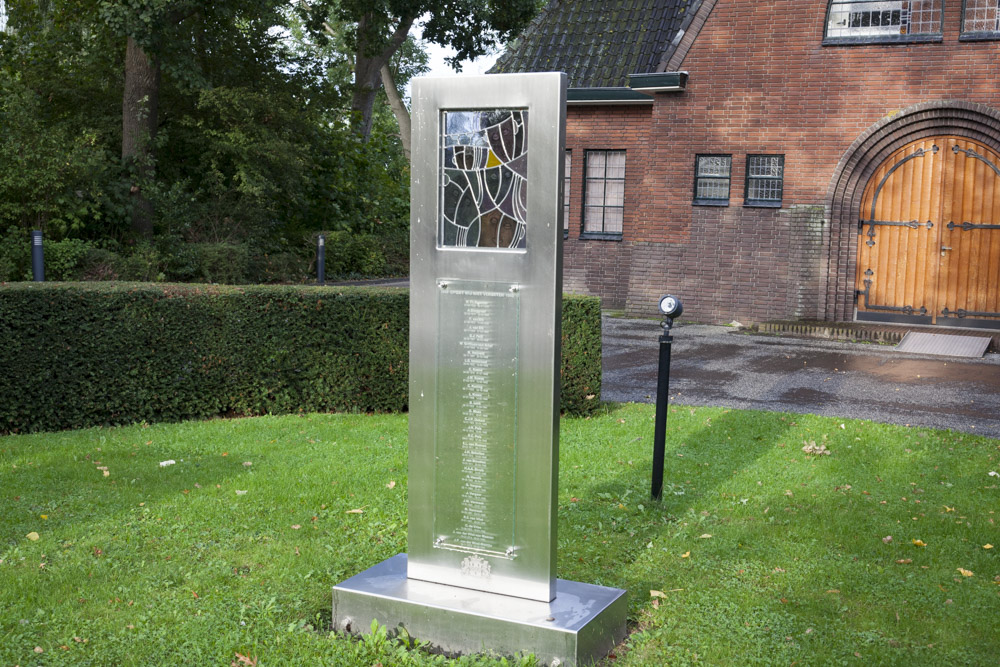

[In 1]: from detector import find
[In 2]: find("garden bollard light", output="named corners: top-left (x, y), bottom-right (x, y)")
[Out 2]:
top-left (31, 230), bottom-right (44, 282)
top-left (317, 234), bottom-right (326, 286)
top-left (652, 295), bottom-right (682, 501)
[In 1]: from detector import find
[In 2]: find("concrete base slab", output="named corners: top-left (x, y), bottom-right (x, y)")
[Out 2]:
top-left (332, 554), bottom-right (626, 666)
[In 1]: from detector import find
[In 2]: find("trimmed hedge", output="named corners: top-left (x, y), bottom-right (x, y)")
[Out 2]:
top-left (0, 283), bottom-right (601, 433)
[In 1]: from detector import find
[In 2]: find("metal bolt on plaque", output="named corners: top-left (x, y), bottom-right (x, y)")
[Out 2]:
top-left (332, 72), bottom-right (626, 666)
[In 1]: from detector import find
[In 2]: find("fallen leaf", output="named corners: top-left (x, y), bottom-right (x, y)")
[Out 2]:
top-left (386, 480), bottom-right (396, 489)
top-left (896, 559), bottom-right (913, 564)
top-left (346, 509), bottom-right (364, 514)
top-left (681, 551), bottom-right (690, 558)
top-left (826, 589), bottom-right (840, 594)
top-left (233, 653), bottom-right (257, 667)
top-left (651, 599), bottom-right (659, 609)
top-left (912, 539), bottom-right (926, 547)
top-left (984, 544), bottom-right (994, 550)
top-left (958, 568), bottom-right (974, 577)
top-left (159, 460), bottom-right (175, 467)
top-left (73, 637), bottom-right (84, 643)
top-left (242, 462), bottom-right (252, 467)
top-left (802, 442), bottom-right (831, 456)
top-left (26, 532), bottom-right (39, 541)
top-left (192, 591), bottom-right (199, 598)
top-left (944, 506), bottom-right (955, 512)
top-left (882, 536), bottom-right (893, 544)
top-left (40, 514), bottom-right (47, 520)
top-left (698, 533), bottom-right (712, 539)
top-left (235, 490), bottom-right (247, 495)
top-left (650, 590), bottom-right (667, 598)
top-left (34, 646), bottom-right (44, 653)
top-left (291, 525), bottom-right (301, 530)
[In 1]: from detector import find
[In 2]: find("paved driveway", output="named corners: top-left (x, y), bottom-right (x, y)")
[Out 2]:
top-left (602, 316), bottom-right (1000, 438)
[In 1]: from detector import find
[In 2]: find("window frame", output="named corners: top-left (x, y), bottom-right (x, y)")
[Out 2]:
top-left (960, 0), bottom-right (1000, 40)
top-left (744, 154), bottom-right (785, 208)
top-left (822, 0), bottom-right (944, 45)
top-left (580, 149), bottom-right (626, 241)
top-left (563, 149), bottom-right (572, 238)
top-left (693, 154), bottom-right (732, 207)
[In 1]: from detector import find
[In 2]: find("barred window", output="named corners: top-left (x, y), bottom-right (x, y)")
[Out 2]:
top-left (564, 150), bottom-right (572, 234)
top-left (745, 155), bottom-right (785, 207)
top-left (583, 150), bottom-right (625, 237)
top-left (825, 1), bottom-right (943, 40)
top-left (962, 0), bottom-right (1000, 36)
top-left (693, 155), bottom-right (731, 205)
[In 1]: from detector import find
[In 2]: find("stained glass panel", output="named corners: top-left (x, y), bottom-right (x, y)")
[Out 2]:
top-left (441, 110), bottom-right (528, 250)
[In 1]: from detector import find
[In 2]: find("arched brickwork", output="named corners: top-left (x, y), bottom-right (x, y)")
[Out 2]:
top-left (825, 101), bottom-right (1000, 321)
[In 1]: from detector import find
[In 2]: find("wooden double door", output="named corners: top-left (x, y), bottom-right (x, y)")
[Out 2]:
top-left (856, 136), bottom-right (1000, 328)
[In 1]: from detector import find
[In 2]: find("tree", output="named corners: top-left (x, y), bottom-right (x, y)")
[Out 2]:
top-left (99, 1), bottom-right (297, 239)
top-left (301, 0), bottom-right (538, 141)
top-left (0, 0), bottom-right (417, 258)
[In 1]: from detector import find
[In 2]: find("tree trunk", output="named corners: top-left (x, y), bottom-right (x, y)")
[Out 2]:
top-left (349, 12), bottom-right (415, 141)
top-left (122, 36), bottom-right (161, 240)
top-left (380, 64), bottom-right (411, 161)
top-left (351, 51), bottom-right (382, 140)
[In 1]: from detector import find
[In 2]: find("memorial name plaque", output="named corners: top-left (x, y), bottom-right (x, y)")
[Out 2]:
top-left (434, 279), bottom-right (519, 561)
top-left (332, 73), bottom-right (626, 666)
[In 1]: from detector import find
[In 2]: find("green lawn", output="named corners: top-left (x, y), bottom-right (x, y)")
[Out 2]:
top-left (2, 405), bottom-right (999, 666)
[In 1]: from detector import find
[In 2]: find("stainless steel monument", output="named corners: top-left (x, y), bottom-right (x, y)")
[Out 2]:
top-left (332, 72), bottom-right (626, 666)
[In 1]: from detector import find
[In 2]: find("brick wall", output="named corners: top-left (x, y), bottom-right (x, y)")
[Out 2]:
top-left (563, 105), bottom-right (651, 309)
top-left (560, 0), bottom-right (1000, 322)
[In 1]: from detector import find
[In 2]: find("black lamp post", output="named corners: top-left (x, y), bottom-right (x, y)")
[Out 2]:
top-left (317, 234), bottom-right (326, 286)
top-left (652, 294), bottom-right (682, 501)
top-left (31, 231), bottom-right (44, 282)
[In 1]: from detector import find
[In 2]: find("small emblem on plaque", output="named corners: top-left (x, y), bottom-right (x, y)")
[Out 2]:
top-left (461, 555), bottom-right (492, 578)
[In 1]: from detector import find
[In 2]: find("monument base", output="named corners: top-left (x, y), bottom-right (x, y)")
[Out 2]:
top-left (332, 554), bottom-right (627, 667)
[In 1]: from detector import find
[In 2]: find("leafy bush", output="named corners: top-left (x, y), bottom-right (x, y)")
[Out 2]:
top-left (0, 231), bottom-right (103, 281)
top-left (0, 284), bottom-right (601, 433)
top-left (165, 243), bottom-right (251, 284)
top-left (561, 294), bottom-right (603, 415)
top-left (318, 231), bottom-right (383, 278)
top-left (0, 227), bottom-right (30, 281)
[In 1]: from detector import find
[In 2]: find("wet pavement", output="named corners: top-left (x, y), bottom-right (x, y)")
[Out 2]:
top-left (602, 316), bottom-right (1000, 438)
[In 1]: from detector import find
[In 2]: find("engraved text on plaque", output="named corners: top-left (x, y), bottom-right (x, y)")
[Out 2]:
top-left (434, 279), bottom-right (520, 559)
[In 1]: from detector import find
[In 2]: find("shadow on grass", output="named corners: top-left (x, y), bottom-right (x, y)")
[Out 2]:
top-left (558, 405), bottom-right (798, 596)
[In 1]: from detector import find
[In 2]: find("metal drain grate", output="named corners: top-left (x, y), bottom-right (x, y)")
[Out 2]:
top-left (895, 332), bottom-right (991, 358)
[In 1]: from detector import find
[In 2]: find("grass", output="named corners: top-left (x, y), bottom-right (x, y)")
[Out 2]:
top-left (2, 405), bottom-right (999, 665)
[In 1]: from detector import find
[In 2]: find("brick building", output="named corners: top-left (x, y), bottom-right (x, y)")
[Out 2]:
top-left (493, 0), bottom-right (1000, 329)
